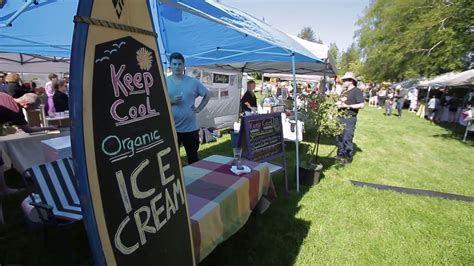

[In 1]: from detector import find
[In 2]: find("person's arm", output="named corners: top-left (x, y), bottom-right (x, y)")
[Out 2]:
top-left (342, 89), bottom-right (365, 109)
top-left (193, 82), bottom-right (211, 113)
top-left (19, 124), bottom-right (57, 133)
top-left (169, 93), bottom-right (182, 105)
top-left (341, 102), bottom-right (364, 109)
top-left (240, 91), bottom-right (251, 110)
top-left (195, 90), bottom-right (210, 113)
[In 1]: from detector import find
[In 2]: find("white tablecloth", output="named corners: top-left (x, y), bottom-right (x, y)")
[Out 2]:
top-left (0, 129), bottom-right (70, 173)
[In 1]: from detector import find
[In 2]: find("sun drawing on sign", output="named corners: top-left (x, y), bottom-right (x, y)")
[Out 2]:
top-left (136, 47), bottom-right (153, 71)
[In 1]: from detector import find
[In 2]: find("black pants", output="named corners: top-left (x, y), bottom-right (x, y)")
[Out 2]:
top-left (177, 130), bottom-right (200, 164)
top-left (336, 116), bottom-right (357, 159)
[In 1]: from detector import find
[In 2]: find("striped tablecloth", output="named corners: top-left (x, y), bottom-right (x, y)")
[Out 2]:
top-left (184, 155), bottom-right (276, 262)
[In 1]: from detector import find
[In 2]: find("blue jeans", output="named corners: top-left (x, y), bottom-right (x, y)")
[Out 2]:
top-left (336, 116), bottom-right (357, 159)
top-left (397, 99), bottom-right (405, 117)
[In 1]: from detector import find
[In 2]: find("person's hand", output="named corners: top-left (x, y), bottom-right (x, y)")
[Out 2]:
top-left (173, 95), bottom-right (183, 105)
top-left (45, 125), bottom-right (58, 131)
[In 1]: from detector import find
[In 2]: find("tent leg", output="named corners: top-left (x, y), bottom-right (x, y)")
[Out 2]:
top-left (464, 120), bottom-right (471, 142)
top-left (292, 53), bottom-right (299, 193)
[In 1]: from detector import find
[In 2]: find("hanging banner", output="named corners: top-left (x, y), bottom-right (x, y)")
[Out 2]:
top-left (70, 1), bottom-right (194, 265)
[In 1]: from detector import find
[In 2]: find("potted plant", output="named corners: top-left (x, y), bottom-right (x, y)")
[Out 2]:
top-left (298, 91), bottom-right (345, 185)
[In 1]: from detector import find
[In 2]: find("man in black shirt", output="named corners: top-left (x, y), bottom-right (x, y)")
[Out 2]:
top-left (241, 80), bottom-right (257, 113)
top-left (336, 72), bottom-right (364, 165)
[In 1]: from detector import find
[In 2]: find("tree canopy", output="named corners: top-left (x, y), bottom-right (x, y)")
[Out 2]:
top-left (355, 0), bottom-right (473, 82)
top-left (328, 42), bottom-right (340, 70)
top-left (298, 26), bottom-right (323, 44)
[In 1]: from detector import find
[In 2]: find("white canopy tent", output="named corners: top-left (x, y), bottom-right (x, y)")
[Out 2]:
top-left (0, 52), bottom-right (70, 73)
top-left (421, 70), bottom-right (474, 88)
top-left (435, 69), bottom-right (474, 87)
top-left (263, 73), bottom-right (322, 83)
top-left (289, 35), bottom-right (337, 75)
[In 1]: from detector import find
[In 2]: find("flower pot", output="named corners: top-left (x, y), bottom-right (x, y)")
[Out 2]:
top-left (299, 164), bottom-right (323, 186)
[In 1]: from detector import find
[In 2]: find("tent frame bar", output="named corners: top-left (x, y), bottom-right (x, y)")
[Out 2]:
top-left (186, 46), bottom-right (291, 62)
top-left (0, 0), bottom-right (37, 28)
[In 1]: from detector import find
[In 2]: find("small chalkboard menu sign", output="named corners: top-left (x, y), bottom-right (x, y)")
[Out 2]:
top-left (70, 1), bottom-right (194, 265)
top-left (240, 113), bottom-right (288, 192)
top-left (213, 73), bottom-right (229, 84)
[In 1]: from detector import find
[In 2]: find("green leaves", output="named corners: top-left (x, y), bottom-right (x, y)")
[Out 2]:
top-left (356, 0), bottom-right (473, 82)
top-left (299, 92), bottom-right (345, 140)
top-left (298, 26), bottom-right (323, 44)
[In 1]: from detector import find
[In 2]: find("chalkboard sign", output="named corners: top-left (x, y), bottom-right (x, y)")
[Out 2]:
top-left (70, 1), bottom-right (194, 265)
top-left (240, 113), bottom-right (288, 192)
top-left (213, 73), bottom-right (229, 84)
top-left (241, 113), bottom-right (283, 161)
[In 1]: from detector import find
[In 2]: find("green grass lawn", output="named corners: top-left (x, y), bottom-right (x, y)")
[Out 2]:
top-left (1, 107), bottom-right (473, 264)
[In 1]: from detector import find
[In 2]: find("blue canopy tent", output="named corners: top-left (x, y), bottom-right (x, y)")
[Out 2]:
top-left (1, 0), bottom-right (329, 192)
top-left (0, 0), bottom-right (74, 72)
top-left (152, 0), bottom-right (327, 75)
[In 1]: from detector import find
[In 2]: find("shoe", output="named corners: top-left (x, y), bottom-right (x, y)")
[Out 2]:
top-left (336, 159), bottom-right (347, 167)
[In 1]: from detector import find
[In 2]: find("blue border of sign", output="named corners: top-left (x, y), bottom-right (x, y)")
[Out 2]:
top-left (70, 0), bottom-right (107, 265)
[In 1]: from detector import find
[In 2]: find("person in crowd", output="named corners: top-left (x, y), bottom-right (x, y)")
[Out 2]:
top-left (377, 86), bottom-right (387, 109)
top-left (332, 75), bottom-right (343, 95)
top-left (30, 81), bottom-right (37, 93)
top-left (408, 87), bottom-right (418, 112)
top-left (447, 96), bottom-right (461, 123)
top-left (241, 80), bottom-right (257, 113)
top-left (22, 82), bottom-right (32, 93)
top-left (336, 72), bottom-right (364, 165)
top-left (33, 86), bottom-right (48, 109)
top-left (436, 88), bottom-right (448, 122)
top-left (5, 73), bottom-right (28, 99)
top-left (394, 86), bottom-right (407, 118)
top-left (0, 73), bottom-right (7, 94)
top-left (301, 83), bottom-right (310, 94)
top-left (275, 78), bottom-right (282, 97)
top-left (0, 92), bottom-right (57, 195)
top-left (368, 84), bottom-right (376, 107)
top-left (427, 95), bottom-right (440, 123)
top-left (45, 73), bottom-right (58, 116)
top-left (167, 52), bottom-right (210, 164)
top-left (384, 88), bottom-right (394, 116)
top-left (53, 79), bottom-right (69, 112)
top-left (281, 81), bottom-right (290, 99)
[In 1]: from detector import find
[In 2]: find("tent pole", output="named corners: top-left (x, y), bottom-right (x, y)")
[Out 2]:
top-left (322, 58), bottom-right (328, 93)
top-left (0, 0), bottom-right (36, 28)
top-left (292, 53), bottom-right (299, 193)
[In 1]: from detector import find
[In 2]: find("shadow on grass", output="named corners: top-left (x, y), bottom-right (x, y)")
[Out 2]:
top-left (431, 121), bottom-right (474, 146)
top-left (0, 169), bottom-right (92, 265)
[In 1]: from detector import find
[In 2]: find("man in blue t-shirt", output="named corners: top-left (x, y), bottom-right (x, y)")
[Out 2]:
top-left (166, 52), bottom-right (210, 164)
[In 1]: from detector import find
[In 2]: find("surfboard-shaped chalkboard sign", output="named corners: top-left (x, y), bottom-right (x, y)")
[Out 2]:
top-left (70, 1), bottom-right (194, 265)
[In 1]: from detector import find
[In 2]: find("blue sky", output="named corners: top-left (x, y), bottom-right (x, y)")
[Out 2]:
top-left (221, 0), bottom-right (370, 51)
